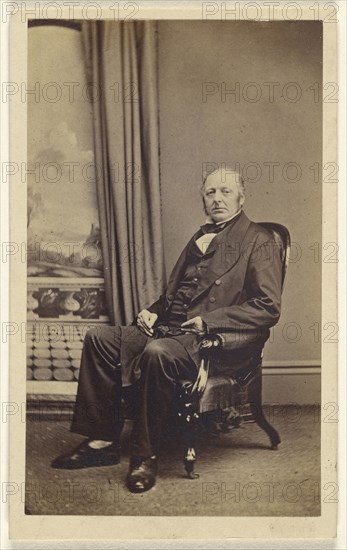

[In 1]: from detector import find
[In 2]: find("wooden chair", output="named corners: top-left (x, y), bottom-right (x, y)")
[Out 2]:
top-left (175, 222), bottom-right (291, 479)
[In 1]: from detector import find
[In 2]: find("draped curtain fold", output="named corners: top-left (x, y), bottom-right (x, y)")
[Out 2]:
top-left (82, 21), bottom-right (166, 324)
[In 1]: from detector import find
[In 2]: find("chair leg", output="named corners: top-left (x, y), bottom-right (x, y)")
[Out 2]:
top-left (249, 401), bottom-right (281, 449)
top-left (175, 383), bottom-right (200, 478)
top-left (246, 371), bottom-right (281, 450)
top-left (183, 418), bottom-right (199, 479)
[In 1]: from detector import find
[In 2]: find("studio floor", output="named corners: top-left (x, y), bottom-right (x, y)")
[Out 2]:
top-left (25, 405), bottom-right (320, 517)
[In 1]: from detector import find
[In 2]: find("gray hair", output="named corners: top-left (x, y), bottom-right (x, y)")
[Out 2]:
top-left (200, 166), bottom-right (246, 202)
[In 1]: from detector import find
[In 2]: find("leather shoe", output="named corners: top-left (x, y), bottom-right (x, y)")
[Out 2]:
top-left (51, 440), bottom-right (120, 469)
top-left (126, 456), bottom-right (157, 493)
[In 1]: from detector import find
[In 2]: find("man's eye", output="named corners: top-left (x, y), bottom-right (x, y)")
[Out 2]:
top-left (223, 189), bottom-right (231, 194)
top-left (206, 191), bottom-right (214, 196)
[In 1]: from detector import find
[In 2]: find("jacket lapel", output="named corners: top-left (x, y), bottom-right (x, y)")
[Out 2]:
top-left (165, 234), bottom-right (197, 299)
top-left (165, 211), bottom-right (252, 306)
top-left (190, 210), bottom-right (251, 303)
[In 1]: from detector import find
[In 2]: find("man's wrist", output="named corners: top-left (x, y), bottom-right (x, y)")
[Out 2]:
top-left (215, 333), bottom-right (225, 348)
top-left (199, 318), bottom-right (208, 334)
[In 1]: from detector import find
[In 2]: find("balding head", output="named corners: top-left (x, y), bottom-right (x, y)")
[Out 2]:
top-left (200, 167), bottom-right (245, 221)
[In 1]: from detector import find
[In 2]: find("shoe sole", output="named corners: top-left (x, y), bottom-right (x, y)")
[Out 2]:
top-left (51, 457), bottom-right (120, 470)
top-left (126, 480), bottom-right (156, 493)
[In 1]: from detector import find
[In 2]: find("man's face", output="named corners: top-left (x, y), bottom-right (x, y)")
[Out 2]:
top-left (203, 171), bottom-right (243, 223)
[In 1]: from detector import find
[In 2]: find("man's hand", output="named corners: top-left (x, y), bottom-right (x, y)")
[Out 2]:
top-left (181, 316), bottom-right (206, 335)
top-left (199, 334), bottom-right (223, 357)
top-left (136, 309), bottom-right (158, 337)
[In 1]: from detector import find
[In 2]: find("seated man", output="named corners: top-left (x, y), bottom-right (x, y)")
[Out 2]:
top-left (52, 167), bottom-right (282, 493)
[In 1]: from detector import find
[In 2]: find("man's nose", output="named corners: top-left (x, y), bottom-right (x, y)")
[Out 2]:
top-left (213, 191), bottom-right (223, 203)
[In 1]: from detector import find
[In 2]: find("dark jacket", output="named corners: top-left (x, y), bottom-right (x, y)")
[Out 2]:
top-left (120, 211), bottom-right (283, 384)
top-left (148, 211), bottom-right (282, 353)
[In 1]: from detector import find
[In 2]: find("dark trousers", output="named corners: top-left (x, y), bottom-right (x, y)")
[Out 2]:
top-left (71, 326), bottom-right (198, 457)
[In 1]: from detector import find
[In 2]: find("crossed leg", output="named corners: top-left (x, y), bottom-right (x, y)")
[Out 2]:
top-left (52, 325), bottom-right (198, 485)
top-left (130, 337), bottom-right (198, 458)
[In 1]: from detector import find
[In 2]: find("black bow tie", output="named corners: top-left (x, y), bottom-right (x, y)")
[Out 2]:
top-left (199, 211), bottom-right (242, 235)
top-left (200, 222), bottom-right (227, 235)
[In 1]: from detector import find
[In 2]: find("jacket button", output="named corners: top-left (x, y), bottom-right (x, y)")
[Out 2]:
top-left (167, 294), bottom-right (174, 300)
top-left (215, 279), bottom-right (221, 285)
top-left (209, 297), bottom-right (216, 303)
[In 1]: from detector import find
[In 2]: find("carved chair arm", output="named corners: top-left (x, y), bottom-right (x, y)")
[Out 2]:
top-left (188, 334), bottom-right (224, 397)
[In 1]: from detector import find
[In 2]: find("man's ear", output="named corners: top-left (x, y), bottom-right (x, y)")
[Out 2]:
top-left (239, 194), bottom-right (245, 207)
top-left (202, 195), bottom-right (208, 215)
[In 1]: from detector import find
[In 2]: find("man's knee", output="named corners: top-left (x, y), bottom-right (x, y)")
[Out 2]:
top-left (83, 327), bottom-right (101, 348)
top-left (142, 340), bottom-right (174, 363)
top-left (83, 326), bottom-right (117, 352)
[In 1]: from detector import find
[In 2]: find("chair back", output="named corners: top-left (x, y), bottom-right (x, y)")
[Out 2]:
top-left (257, 222), bottom-right (291, 290)
top-left (194, 222), bottom-right (291, 418)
